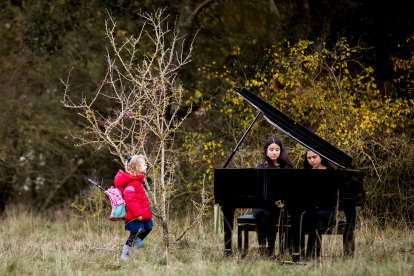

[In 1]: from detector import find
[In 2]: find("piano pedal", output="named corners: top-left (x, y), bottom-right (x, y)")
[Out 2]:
top-left (279, 252), bottom-right (307, 265)
top-left (292, 252), bottom-right (300, 262)
top-left (281, 260), bottom-right (307, 265)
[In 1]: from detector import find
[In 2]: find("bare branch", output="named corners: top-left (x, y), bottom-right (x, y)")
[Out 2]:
top-left (62, 8), bottom-right (196, 248)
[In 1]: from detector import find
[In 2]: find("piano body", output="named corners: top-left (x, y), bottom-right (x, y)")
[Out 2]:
top-left (214, 87), bottom-right (364, 257)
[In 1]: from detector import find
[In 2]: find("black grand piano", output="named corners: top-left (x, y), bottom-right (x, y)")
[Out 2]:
top-left (214, 87), bottom-right (364, 257)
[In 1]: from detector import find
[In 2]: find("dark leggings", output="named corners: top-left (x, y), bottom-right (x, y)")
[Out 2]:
top-left (306, 209), bottom-right (335, 257)
top-left (125, 219), bottom-right (153, 246)
top-left (126, 228), bottom-right (152, 246)
top-left (253, 207), bottom-right (279, 255)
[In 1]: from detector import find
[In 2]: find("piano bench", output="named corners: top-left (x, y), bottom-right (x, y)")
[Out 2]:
top-left (237, 214), bottom-right (257, 256)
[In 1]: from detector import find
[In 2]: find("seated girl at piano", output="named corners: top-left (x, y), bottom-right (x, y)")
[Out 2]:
top-left (253, 136), bottom-right (292, 256)
top-left (303, 150), bottom-right (335, 170)
top-left (303, 150), bottom-right (336, 259)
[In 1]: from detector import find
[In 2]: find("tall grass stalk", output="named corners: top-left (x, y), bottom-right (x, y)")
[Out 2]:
top-left (1, 208), bottom-right (412, 275)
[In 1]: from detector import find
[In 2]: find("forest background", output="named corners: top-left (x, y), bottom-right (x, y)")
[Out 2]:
top-left (0, 0), bottom-right (413, 232)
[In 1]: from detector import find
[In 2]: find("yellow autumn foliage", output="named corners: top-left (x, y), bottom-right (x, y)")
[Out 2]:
top-left (202, 37), bottom-right (413, 223)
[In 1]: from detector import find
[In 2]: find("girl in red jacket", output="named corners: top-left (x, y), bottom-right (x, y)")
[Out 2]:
top-left (114, 154), bottom-right (153, 260)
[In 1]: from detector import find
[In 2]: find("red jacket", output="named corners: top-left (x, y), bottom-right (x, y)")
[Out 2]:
top-left (113, 169), bottom-right (152, 221)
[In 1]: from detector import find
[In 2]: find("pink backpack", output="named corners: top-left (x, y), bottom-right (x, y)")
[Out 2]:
top-left (87, 179), bottom-right (126, 221)
top-left (104, 186), bottom-right (126, 220)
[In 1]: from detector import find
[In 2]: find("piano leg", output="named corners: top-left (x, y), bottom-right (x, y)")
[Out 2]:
top-left (222, 206), bottom-right (235, 255)
top-left (343, 207), bottom-right (356, 257)
top-left (288, 210), bottom-right (307, 261)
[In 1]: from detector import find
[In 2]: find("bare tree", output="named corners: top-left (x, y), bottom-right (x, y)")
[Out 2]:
top-left (62, 8), bottom-right (195, 247)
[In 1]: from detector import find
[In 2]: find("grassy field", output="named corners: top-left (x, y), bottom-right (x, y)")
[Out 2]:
top-left (1, 209), bottom-right (413, 275)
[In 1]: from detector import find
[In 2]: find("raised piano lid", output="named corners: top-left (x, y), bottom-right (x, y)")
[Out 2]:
top-left (235, 87), bottom-right (354, 169)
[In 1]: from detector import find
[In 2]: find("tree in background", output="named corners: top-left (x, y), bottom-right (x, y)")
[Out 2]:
top-left (62, 9), bottom-right (208, 249)
top-left (1, 0), bottom-right (413, 225)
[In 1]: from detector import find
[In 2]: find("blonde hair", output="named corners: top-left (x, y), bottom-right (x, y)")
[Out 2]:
top-left (125, 154), bottom-right (146, 176)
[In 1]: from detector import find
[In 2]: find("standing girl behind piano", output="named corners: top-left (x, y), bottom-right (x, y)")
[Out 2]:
top-left (303, 150), bottom-right (335, 259)
top-left (254, 136), bottom-right (292, 256)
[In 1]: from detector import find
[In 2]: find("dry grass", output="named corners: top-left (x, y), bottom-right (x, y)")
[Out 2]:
top-left (0, 208), bottom-right (413, 275)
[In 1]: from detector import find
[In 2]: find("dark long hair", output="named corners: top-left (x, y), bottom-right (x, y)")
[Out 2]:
top-left (303, 150), bottom-right (335, 169)
top-left (260, 136), bottom-right (293, 168)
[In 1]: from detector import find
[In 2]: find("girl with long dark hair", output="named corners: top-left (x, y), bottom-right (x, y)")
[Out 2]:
top-left (253, 136), bottom-right (292, 256)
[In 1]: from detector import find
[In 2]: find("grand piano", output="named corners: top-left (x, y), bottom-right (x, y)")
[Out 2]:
top-left (214, 87), bottom-right (364, 257)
